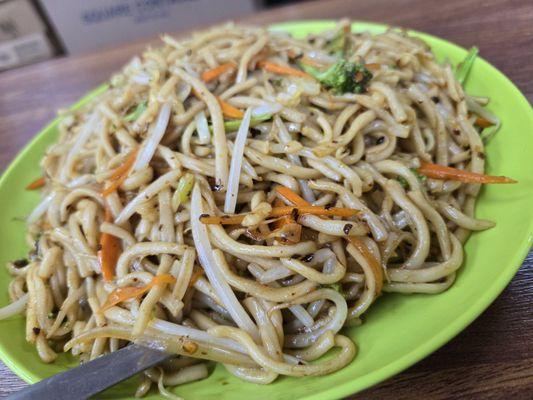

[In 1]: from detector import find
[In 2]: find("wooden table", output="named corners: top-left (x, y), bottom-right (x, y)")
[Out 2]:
top-left (0, 0), bottom-right (532, 398)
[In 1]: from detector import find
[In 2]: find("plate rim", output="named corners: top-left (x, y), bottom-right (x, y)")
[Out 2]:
top-left (0, 19), bottom-right (532, 399)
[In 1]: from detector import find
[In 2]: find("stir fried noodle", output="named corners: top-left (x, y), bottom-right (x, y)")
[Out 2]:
top-left (2, 21), bottom-right (514, 397)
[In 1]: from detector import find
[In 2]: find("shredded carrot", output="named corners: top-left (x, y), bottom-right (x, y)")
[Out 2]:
top-left (286, 49), bottom-right (299, 59)
top-left (98, 208), bottom-right (121, 281)
top-left (270, 206), bottom-right (360, 218)
top-left (257, 60), bottom-right (310, 78)
top-left (199, 205), bottom-right (359, 225)
top-left (271, 198), bottom-right (293, 230)
top-left (201, 62), bottom-right (237, 83)
top-left (299, 56), bottom-right (325, 68)
top-left (109, 149), bottom-right (138, 181)
top-left (26, 176), bottom-right (45, 190)
top-left (364, 63), bottom-right (381, 72)
top-left (272, 222), bottom-right (303, 243)
top-left (273, 188), bottom-right (310, 243)
top-left (200, 215), bottom-right (246, 225)
top-left (474, 117), bottom-right (493, 128)
top-left (417, 161), bottom-right (517, 184)
top-left (217, 97), bottom-right (244, 119)
top-left (275, 187), bottom-right (380, 292)
top-left (189, 268), bottom-right (204, 287)
top-left (275, 187), bottom-right (379, 291)
top-left (270, 198), bottom-right (302, 244)
top-left (274, 185), bottom-right (335, 220)
top-left (275, 186), bottom-right (309, 206)
top-left (100, 286), bottom-right (146, 312)
top-left (102, 148), bottom-right (139, 197)
top-left (347, 237), bottom-right (383, 295)
top-left (276, 188), bottom-right (379, 292)
top-left (100, 274), bottom-right (176, 312)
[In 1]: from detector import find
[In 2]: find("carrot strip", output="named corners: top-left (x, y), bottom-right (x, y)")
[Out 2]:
top-left (257, 60), bottom-right (310, 78)
top-left (347, 237), bottom-right (383, 295)
top-left (102, 148), bottom-right (139, 197)
top-left (364, 63), bottom-right (381, 72)
top-left (189, 268), bottom-right (204, 287)
top-left (274, 185), bottom-right (331, 223)
top-left (276, 187), bottom-right (381, 293)
top-left (217, 97), bottom-right (244, 119)
top-left (109, 149), bottom-right (138, 181)
top-left (271, 198), bottom-right (293, 230)
top-left (151, 274), bottom-right (177, 285)
top-left (98, 208), bottom-right (121, 281)
top-left (417, 161), bottom-right (517, 184)
top-left (26, 176), bottom-right (45, 190)
top-left (200, 215), bottom-right (246, 225)
top-left (275, 186), bottom-right (310, 206)
top-left (201, 62), bottom-right (237, 83)
top-left (201, 186), bottom-right (359, 225)
top-left (275, 186), bottom-right (380, 292)
top-left (474, 117), bottom-right (493, 128)
top-left (100, 274), bottom-right (176, 312)
top-left (270, 198), bottom-right (302, 244)
top-left (100, 286), bottom-right (146, 312)
top-left (299, 56), bottom-right (325, 68)
top-left (247, 222), bottom-right (302, 243)
top-left (270, 206), bottom-right (360, 218)
top-left (286, 49), bottom-right (299, 59)
top-left (275, 188), bottom-right (380, 292)
top-left (199, 205), bottom-right (359, 225)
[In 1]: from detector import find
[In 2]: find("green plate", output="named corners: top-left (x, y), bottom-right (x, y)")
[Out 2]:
top-left (1, 21), bottom-right (532, 400)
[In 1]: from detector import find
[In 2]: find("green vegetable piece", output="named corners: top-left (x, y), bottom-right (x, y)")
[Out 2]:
top-left (175, 173), bottom-right (194, 208)
top-left (221, 114), bottom-right (272, 132)
top-left (397, 176), bottom-right (409, 188)
top-left (327, 27), bottom-right (347, 56)
top-left (480, 124), bottom-right (500, 143)
top-left (456, 46), bottom-right (479, 85)
top-left (409, 168), bottom-right (427, 184)
top-left (321, 282), bottom-right (342, 293)
top-left (301, 60), bottom-right (373, 94)
top-left (124, 101), bottom-right (147, 122)
top-left (270, 78), bottom-right (283, 87)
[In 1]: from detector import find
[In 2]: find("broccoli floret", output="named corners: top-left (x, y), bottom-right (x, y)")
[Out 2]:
top-left (301, 60), bottom-right (373, 94)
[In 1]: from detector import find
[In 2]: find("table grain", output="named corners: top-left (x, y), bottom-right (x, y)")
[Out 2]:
top-left (0, 0), bottom-right (532, 398)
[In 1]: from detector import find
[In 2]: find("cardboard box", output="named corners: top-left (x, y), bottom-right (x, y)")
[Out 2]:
top-left (0, 30), bottom-right (53, 70)
top-left (0, 0), bottom-right (54, 70)
top-left (39, 0), bottom-right (258, 55)
top-left (0, 0), bottom-right (47, 42)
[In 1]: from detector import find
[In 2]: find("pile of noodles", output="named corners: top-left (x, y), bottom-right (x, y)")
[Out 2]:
top-left (1, 20), bottom-right (502, 398)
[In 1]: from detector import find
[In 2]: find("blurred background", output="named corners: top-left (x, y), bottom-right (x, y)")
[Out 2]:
top-left (0, 0), bottom-right (308, 72)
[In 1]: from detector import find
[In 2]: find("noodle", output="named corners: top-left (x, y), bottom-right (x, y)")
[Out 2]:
top-left (0, 21), bottom-right (508, 397)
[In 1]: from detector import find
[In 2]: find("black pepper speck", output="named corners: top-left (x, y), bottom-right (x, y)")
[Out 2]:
top-left (343, 224), bottom-right (353, 235)
top-left (300, 254), bottom-right (314, 263)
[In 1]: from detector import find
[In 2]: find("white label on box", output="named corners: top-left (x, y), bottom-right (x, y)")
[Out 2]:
top-left (40, 0), bottom-right (257, 55)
